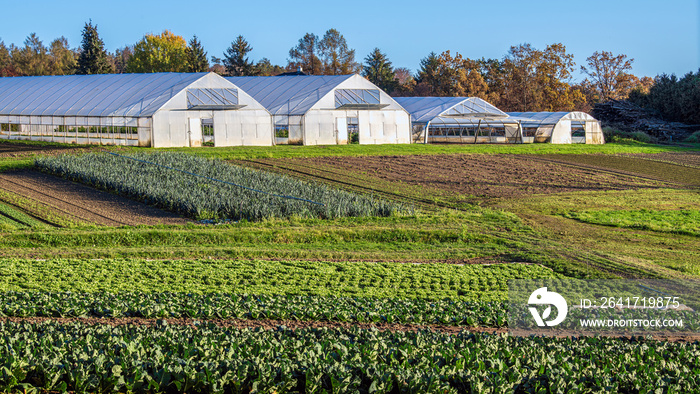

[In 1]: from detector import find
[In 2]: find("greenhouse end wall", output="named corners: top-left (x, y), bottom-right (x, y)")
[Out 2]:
top-left (302, 109), bottom-right (410, 146)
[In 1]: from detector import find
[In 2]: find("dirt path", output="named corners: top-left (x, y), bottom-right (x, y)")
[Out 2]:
top-left (0, 170), bottom-right (189, 226)
top-left (0, 141), bottom-right (95, 158)
top-left (2, 316), bottom-right (697, 342)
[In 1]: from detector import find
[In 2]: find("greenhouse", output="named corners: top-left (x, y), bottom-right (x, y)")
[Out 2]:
top-left (506, 112), bottom-right (604, 144)
top-left (0, 72), bottom-right (272, 148)
top-left (394, 97), bottom-right (524, 143)
top-left (227, 74), bottom-right (411, 145)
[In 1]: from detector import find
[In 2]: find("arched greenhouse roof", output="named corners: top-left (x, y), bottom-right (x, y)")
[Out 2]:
top-left (0, 72), bottom-right (219, 118)
top-left (394, 97), bottom-right (507, 124)
top-left (506, 111), bottom-right (599, 127)
top-left (226, 75), bottom-right (354, 116)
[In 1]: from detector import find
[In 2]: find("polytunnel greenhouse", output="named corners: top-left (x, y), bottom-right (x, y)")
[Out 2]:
top-left (0, 72), bottom-right (272, 148)
top-left (394, 97), bottom-right (524, 143)
top-left (506, 112), bottom-right (604, 144)
top-left (227, 74), bottom-right (411, 145)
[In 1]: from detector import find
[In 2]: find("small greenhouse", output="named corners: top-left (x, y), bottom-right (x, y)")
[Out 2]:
top-left (0, 72), bottom-right (272, 148)
top-left (227, 75), bottom-right (411, 145)
top-left (506, 112), bottom-right (604, 144)
top-left (394, 97), bottom-right (523, 143)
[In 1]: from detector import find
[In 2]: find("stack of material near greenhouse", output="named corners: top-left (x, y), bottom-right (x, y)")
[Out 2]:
top-left (506, 112), bottom-right (605, 144)
top-left (0, 72), bottom-right (272, 148)
top-left (394, 97), bottom-right (521, 143)
top-left (227, 74), bottom-right (411, 145)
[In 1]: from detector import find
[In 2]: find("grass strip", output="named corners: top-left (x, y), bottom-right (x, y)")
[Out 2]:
top-left (564, 209), bottom-right (700, 236)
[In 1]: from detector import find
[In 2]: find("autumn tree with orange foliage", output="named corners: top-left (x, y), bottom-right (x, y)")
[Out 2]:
top-left (415, 51), bottom-right (488, 99)
top-left (580, 51), bottom-right (637, 102)
top-left (493, 43), bottom-right (585, 112)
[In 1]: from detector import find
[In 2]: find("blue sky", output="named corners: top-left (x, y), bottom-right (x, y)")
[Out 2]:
top-left (1, 0), bottom-right (698, 80)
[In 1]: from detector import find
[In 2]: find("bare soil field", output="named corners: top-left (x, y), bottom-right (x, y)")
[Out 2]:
top-left (286, 154), bottom-right (668, 200)
top-left (0, 141), bottom-right (94, 158)
top-left (539, 154), bottom-right (700, 186)
top-left (0, 170), bottom-right (189, 226)
top-left (617, 152), bottom-right (700, 168)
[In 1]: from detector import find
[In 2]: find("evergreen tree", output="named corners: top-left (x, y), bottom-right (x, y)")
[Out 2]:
top-left (77, 21), bottom-right (112, 74)
top-left (13, 33), bottom-right (50, 76)
top-left (223, 36), bottom-right (254, 76)
top-left (111, 46), bottom-right (132, 74)
top-left (254, 58), bottom-right (284, 76)
top-left (319, 29), bottom-right (358, 75)
top-left (48, 37), bottom-right (77, 75)
top-left (415, 52), bottom-right (440, 95)
top-left (0, 40), bottom-right (15, 76)
top-left (362, 48), bottom-right (396, 92)
top-left (186, 35), bottom-right (209, 72)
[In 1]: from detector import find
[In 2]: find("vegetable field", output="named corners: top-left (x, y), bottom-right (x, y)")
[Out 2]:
top-left (1, 322), bottom-right (698, 393)
top-left (0, 258), bottom-right (556, 300)
top-left (0, 140), bottom-right (698, 393)
top-left (35, 152), bottom-right (407, 221)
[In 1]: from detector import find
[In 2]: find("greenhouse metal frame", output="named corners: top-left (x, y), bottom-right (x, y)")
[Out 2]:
top-left (506, 112), bottom-right (605, 144)
top-left (394, 97), bottom-right (524, 144)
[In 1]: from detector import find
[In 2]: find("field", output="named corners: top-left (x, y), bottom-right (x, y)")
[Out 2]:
top-left (0, 140), bottom-right (698, 392)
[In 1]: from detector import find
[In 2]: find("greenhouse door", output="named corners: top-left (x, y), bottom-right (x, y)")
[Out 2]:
top-left (188, 118), bottom-right (202, 147)
top-left (336, 117), bottom-right (348, 144)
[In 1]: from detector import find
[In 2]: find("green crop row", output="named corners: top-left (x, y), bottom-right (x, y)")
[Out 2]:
top-left (35, 152), bottom-right (409, 221)
top-left (0, 322), bottom-right (698, 393)
top-left (0, 189), bottom-right (84, 228)
top-left (0, 292), bottom-right (505, 326)
top-left (0, 201), bottom-right (46, 229)
top-left (0, 259), bottom-right (558, 301)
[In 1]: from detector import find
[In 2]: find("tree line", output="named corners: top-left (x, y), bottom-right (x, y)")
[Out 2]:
top-left (1, 21), bottom-right (694, 117)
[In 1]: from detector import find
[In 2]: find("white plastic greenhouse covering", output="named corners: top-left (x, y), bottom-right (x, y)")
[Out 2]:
top-left (507, 112), bottom-right (604, 144)
top-left (227, 75), bottom-right (410, 145)
top-left (394, 97), bottom-right (523, 143)
top-left (0, 72), bottom-right (273, 147)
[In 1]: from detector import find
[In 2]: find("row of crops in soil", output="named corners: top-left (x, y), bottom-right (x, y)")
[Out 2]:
top-left (0, 201), bottom-right (46, 229)
top-left (0, 258), bottom-right (558, 300)
top-left (4, 292), bottom-right (698, 332)
top-left (1, 321), bottom-right (698, 393)
top-left (0, 292), bottom-right (505, 326)
top-left (35, 152), bottom-right (410, 221)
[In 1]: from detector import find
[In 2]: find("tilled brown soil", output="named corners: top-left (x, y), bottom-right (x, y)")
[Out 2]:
top-left (0, 169), bottom-right (189, 226)
top-left (297, 154), bottom-right (667, 200)
top-left (3, 317), bottom-right (697, 342)
top-left (617, 152), bottom-right (700, 168)
top-left (538, 154), bottom-right (700, 186)
top-left (0, 141), bottom-right (94, 158)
